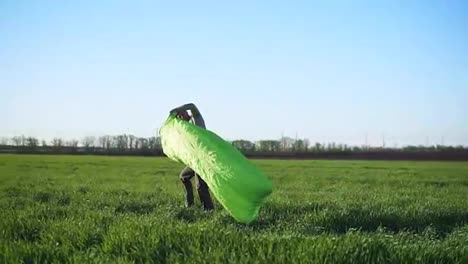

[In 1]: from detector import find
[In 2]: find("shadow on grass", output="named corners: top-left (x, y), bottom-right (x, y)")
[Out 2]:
top-left (114, 201), bottom-right (156, 215)
top-left (3, 186), bottom-right (24, 197)
top-left (174, 208), bottom-right (198, 223)
top-left (226, 202), bottom-right (468, 237)
top-left (312, 208), bottom-right (468, 237)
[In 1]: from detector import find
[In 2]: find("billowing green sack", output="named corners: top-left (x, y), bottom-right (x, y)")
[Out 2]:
top-left (159, 114), bottom-right (272, 223)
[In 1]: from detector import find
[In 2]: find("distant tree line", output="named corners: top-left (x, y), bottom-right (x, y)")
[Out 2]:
top-left (1, 135), bottom-right (467, 160)
top-left (0, 135), bottom-right (162, 156)
top-left (231, 137), bottom-right (467, 153)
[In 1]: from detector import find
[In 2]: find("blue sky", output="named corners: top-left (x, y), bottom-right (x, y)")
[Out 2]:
top-left (1, 0), bottom-right (467, 146)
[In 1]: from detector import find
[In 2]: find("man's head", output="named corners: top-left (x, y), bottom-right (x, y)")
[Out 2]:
top-left (176, 111), bottom-right (191, 121)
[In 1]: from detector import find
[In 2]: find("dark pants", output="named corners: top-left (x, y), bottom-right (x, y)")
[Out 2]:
top-left (180, 166), bottom-right (214, 211)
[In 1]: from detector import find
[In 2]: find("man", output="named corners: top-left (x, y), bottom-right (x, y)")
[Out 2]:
top-left (170, 103), bottom-right (214, 211)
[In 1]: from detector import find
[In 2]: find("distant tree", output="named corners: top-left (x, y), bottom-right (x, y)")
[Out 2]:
top-left (138, 138), bottom-right (149, 150)
top-left (403, 145), bottom-right (419, 152)
top-left (256, 141), bottom-right (267, 152)
top-left (149, 136), bottom-right (162, 150)
top-left (337, 144), bottom-right (343, 151)
top-left (312, 142), bottom-right (322, 152)
top-left (0, 137), bottom-right (9, 146)
top-left (303, 139), bottom-right (310, 151)
top-left (256, 140), bottom-right (280, 152)
top-left (134, 138), bottom-right (140, 150)
top-left (115, 135), bottom-right (128, 151)
top-left (12, 136), bottom-right (25, 146)
top-left (128, 135), bottom-right (136, 150)
top-left (98, 136), bottom-right (106, 149)
top-left (82, 136), bottom-right (95, 150)
top-left (101, 135), bottom-right (112, 150)
top-left (41, 140), bottom-right (48, 147)
top-left (148, 137), bottom-right (158, 150)
top-left (155, 136), bottom-right (162, 149)
top-left (66, 139), bottom-right (79, 148)
top-left (292, 139), bottom-right (304, 152)
top-left (109, 136), bottom-right (115, 149)
top-left (292, 139), bottom-right (311, 152)
top-left (26, 137), bottom-right (39, 148)
top-left (232, 140), bottom-right (255, 152)
top-left (51, 138), bottom-right (63, 148)
top-left (279, 137), bottom-right (295, 151)
top-left (271, 140), bottom-right (281, 152)
top-left (98, 136), bottom-right (113, 150)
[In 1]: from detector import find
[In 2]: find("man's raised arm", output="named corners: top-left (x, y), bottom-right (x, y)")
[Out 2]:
top-left (170, 103), bottom-right (205, 128)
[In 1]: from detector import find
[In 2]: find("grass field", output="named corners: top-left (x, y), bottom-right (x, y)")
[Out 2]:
top-left (1, 154), bottom-right (467, 263)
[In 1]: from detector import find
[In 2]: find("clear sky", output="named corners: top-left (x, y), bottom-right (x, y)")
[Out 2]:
top-left (1, 0), bottom-right (467, 146)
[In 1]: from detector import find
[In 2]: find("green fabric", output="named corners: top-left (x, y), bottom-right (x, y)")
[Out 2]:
top-left (159, 114), bottom-right (273, 223)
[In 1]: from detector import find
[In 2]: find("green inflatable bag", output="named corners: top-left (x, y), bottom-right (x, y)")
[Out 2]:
top-left (159, 114), bottom-right (272, 223)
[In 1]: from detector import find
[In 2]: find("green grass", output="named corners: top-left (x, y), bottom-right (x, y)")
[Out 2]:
top-left (1, 154), bottom-right (467, 263)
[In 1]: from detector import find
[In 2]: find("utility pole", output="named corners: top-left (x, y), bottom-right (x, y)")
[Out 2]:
top-left (295, 131), bottom-right (298, 152)
top-left (281, 130), bottom-right (284, 151)
top-left (365, 133), bottom-right (368, 150)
